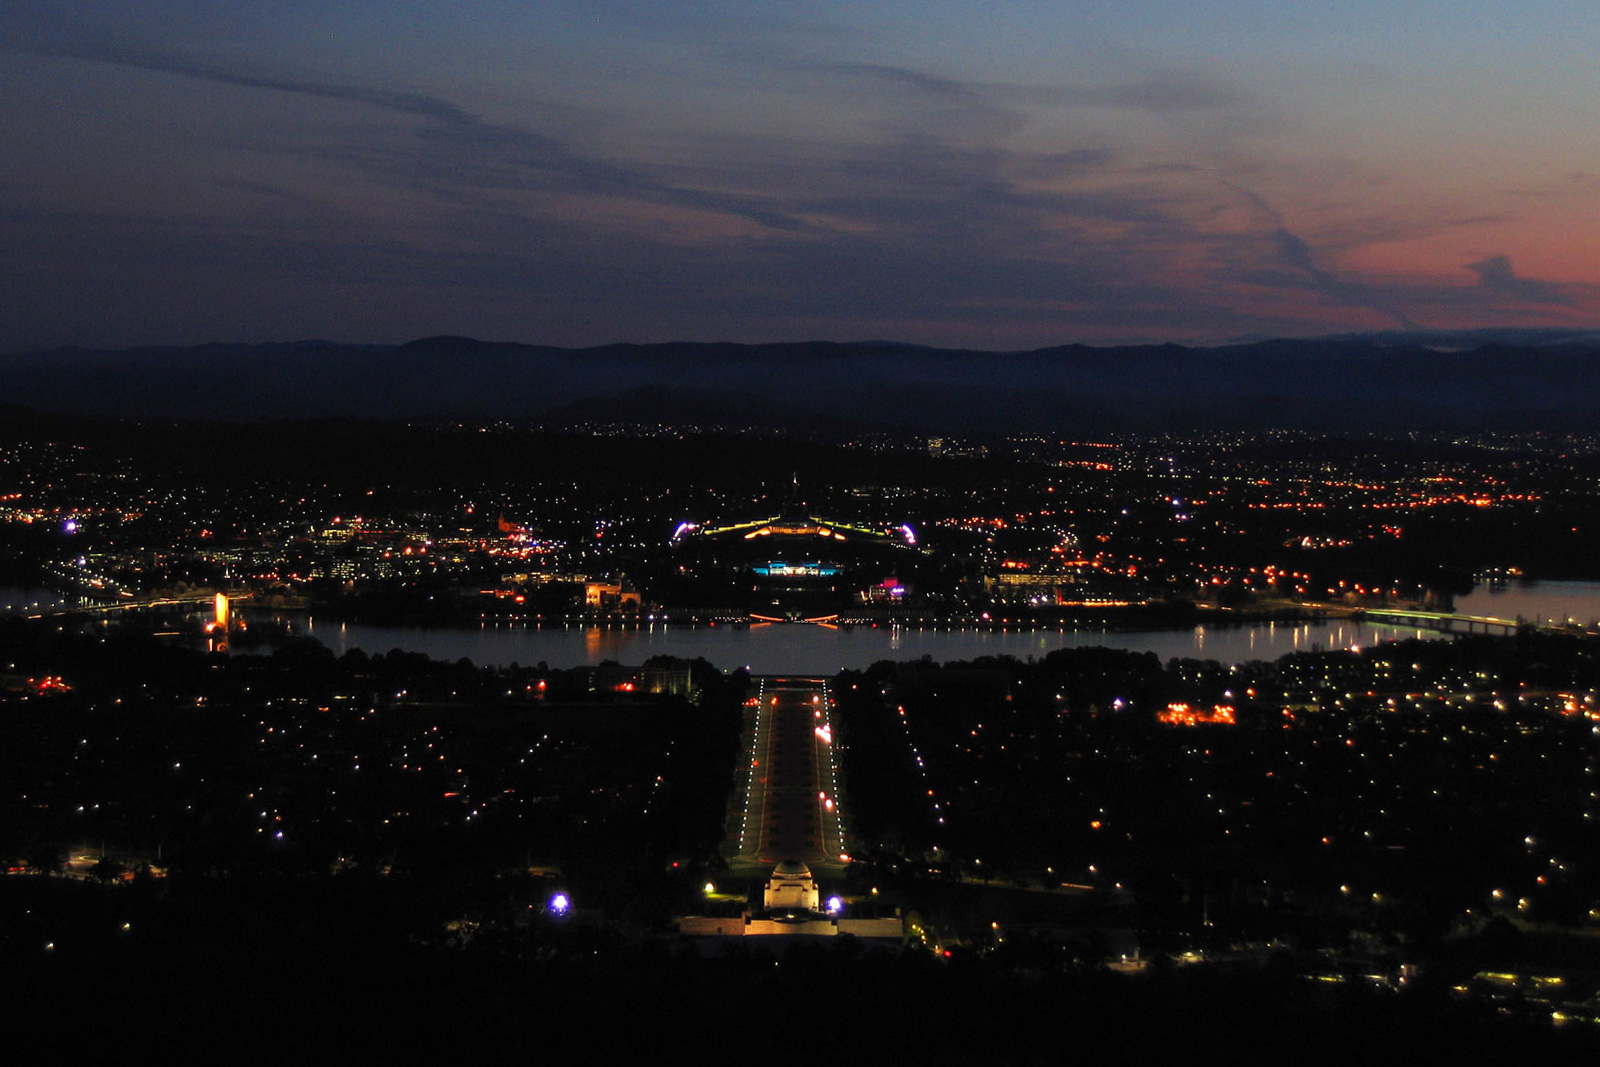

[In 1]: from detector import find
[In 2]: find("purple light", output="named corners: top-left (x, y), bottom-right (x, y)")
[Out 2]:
top-left (62, 520), bottom-right (77, 534)
top-left (826, 896), bottom-right (843, 915)
top-left (548, 892), bottom-right (571, 916)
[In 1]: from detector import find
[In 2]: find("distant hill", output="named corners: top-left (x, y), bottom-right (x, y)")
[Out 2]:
top-left (3, 330), bottom-right (1599, 434)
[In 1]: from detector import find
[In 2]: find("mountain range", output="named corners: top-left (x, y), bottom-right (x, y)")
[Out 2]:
top-left (4, 329), bottom-right (1599, 435)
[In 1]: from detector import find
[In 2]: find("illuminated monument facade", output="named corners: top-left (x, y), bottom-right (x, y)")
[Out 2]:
top-left (679, 857), bottom-right (900, 938)
top-left (763, 860), bottom-right (822, 911)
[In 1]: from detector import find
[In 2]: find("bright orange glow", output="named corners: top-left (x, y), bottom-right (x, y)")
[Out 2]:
top-left (1159, 703), bottom-right (1237, 726)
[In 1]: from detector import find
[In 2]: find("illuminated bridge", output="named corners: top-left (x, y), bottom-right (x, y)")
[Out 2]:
top-left (18, 591), bottom-right (248, 620)
top-left (1360, 608), bottom-right (1531, 636)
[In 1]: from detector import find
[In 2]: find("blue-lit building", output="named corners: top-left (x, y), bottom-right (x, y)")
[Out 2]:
top-left (667, 507), bottom-right (932, 618)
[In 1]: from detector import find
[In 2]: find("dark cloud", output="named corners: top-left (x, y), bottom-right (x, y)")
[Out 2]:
top-left (1270, 227), bottom-right (1417, 330)
top-left (1010, 74), bottom-right (1244, 112)
top-left (809, 62), bottom-right (1243, 147)
top-left (1465, 255), bottom-right (1575, 307)
top-left (1224, 183), bottom-right (1419, 330)
top-left (803, 62), bottom-right (1028, 143)
top-left (7, 12), bottom-right (1589, 352)
top-left (3, 30), bottom-right (812, 234)
top-left (6, 23), bottom-right (473, 123)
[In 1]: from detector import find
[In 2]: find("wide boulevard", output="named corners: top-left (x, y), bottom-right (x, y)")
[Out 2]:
top-left (728, 677), bottom-right (846, 875)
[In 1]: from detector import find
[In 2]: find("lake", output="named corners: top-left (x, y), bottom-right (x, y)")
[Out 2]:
top-left (288, 615), bottom-right (1435, 674)
top-left (1454, 580), bottom-right (1600, 627)
top-left (9, 580), bottom-right (1599, 675)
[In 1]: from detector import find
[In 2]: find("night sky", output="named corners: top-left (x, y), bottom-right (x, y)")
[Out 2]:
top-left (4, 2), bottom-right (1598, 353)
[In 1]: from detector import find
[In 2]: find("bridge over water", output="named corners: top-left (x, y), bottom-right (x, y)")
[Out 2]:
top-left (1359, 608), bottom-right (1598, 637)
top-left (17, 592), bottom-right (247, 620)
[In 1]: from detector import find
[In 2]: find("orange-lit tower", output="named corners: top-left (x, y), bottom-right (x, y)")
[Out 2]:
top-left (208, 593), bottom-right (231, 652)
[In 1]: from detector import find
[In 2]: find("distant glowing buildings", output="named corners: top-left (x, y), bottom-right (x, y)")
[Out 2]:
top-left (669, 505), bottom-right (927, 616)
top-left (1159, 702), bottom-right (1237, 726)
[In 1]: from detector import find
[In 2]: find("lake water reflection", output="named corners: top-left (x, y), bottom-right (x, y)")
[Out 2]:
top-left (283, 582), bottom-right (1600, 672)
top-left (10, 580), bottom-right (1600, 675)
top-left (0, 586), bottom-right (76, 614)
top-left (295, 615), bottom-right (1436, 675)
top-left (1455, 581), bottom-right (1600, 628)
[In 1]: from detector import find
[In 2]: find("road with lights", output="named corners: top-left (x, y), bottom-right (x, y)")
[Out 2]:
top-left (731, 677), bottom-right (846, 872)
